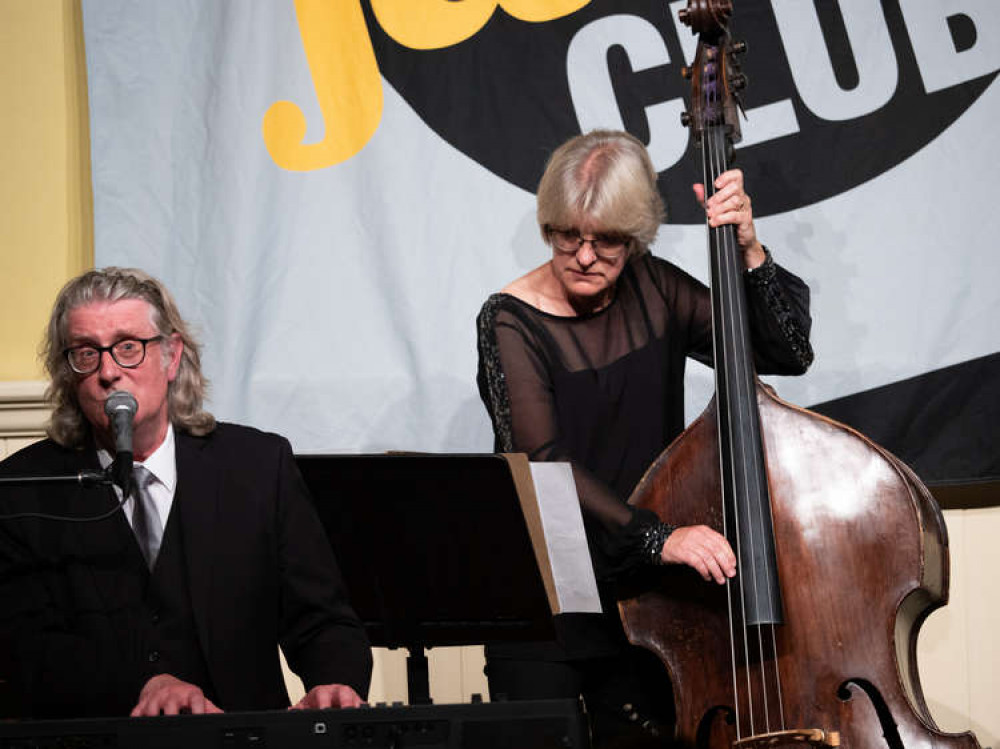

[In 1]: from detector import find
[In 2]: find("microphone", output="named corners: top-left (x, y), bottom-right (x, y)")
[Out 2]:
top-left (104, 390), bottom-right (138, 494)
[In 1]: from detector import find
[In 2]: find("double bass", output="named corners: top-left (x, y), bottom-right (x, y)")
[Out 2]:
top-left (619, 3), bottom-right (983, 748)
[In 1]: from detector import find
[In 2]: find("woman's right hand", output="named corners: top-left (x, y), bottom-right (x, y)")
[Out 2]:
top-left (661, 525), bottom-right (737, 584)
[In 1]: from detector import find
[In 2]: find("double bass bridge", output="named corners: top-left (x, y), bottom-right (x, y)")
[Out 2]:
top-left (735, 728), bottom-right (842, 749)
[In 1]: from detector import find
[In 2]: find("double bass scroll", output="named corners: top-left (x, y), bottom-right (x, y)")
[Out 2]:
top-left (618, 2), bottom-right (983, 748)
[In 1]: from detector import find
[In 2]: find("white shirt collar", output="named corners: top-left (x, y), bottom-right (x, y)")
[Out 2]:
top-left (97, 422), bottom-right (177, 492)
top-left (139, 422), bottom-right (177, 492)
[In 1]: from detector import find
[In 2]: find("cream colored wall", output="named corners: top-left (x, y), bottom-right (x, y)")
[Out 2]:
top-left (1, 0), bottom-right (92, 382)
top-left (0, 382), bottom-right (50, 460)
top-left (281, 645), bottom-right (487, 707)
top-left (919, 508), bottom-right (1000, 745)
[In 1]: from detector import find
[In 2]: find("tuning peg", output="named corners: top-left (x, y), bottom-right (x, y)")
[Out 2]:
top-left (730, 40), bottom-right (747, 55)
top-left (681, 66), bottom-right (692, 80)
top-left (730, 73), bottom-right (748, 90)
top-left (681, 111), bottom-right (692, 128)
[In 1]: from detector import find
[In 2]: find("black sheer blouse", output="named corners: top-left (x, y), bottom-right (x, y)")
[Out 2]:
top-left (476, 250), bottom-right (813, 583)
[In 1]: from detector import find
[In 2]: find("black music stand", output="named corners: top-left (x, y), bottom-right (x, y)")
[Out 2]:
top-left (296, 453), bottom-right (558, 705)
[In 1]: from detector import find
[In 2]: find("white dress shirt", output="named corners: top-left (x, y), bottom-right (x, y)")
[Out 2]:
top-left (98, 422), bottom-right (178, 535)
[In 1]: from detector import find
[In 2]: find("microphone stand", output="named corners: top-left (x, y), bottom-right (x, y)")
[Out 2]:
top-left (0, 467), bottom-right (124, 523)
top-left (2, 389), bottom-right (133, 519)
top-left (0, 469), bottom-right (113, 487)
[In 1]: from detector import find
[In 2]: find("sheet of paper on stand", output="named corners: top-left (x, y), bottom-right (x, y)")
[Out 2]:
top-left (529, 462), bottom-right (602, 615)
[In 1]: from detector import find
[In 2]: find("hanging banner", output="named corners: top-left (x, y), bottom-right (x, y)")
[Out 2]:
top-left (82, 0), bottom-right (1000, 491)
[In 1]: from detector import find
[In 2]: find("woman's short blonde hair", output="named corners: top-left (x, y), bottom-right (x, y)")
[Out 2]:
top-left (536, 129), bottom-right (665, 257)
top-left (43, 267), bottom-right (215, 448)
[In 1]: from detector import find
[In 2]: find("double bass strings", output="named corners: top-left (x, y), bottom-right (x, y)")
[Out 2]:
top-left (702, 90), bottom-right (787, 737)
top-left (707, 121), bottom-right (755, 737)
top-left (703, 118), bottom-right (751, 741)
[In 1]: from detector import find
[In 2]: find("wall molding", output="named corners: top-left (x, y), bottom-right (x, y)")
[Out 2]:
top-left (0, 380), bottom-right (50, 438)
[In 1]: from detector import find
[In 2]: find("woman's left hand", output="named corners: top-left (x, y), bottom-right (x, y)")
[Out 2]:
top-left (660, 525), bottom-right (737, 585)
top-left (693, 168), bottom-right (766, 269)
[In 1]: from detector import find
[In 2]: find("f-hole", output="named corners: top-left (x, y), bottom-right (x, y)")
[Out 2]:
top-left (838, 679), bottom-right (903, 749)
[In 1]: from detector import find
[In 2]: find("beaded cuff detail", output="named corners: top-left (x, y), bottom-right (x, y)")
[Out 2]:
top-left (745, 247), bottom-right (814, 370)
top-left (641, 521), bottom-right (677, 566)
top-left (744, 245), bottom-right (777, 283)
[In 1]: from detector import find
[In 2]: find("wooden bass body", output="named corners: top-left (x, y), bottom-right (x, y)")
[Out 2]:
top-left (621, 383), bottom-right (980, 749)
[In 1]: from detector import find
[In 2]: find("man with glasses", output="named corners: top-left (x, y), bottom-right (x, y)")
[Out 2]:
top-left (0, 267), bottom-right (371, 719)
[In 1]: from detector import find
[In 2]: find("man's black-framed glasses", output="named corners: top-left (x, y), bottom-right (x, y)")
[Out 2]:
top-left (64, 336), bottom-right (164, 375)
top-left (545, 225), bottom-right (631, 261)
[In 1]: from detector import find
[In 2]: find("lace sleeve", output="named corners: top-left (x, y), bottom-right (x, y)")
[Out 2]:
top-left (476, 295), bottom-right (515, 453)
top-left (476, 296), bottom-right (672, 579)
top-left (744, 248), bottom-right (814, 374)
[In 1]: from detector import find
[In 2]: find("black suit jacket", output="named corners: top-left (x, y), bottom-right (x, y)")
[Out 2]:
top-left (0, 423), bottom-right (372, 718)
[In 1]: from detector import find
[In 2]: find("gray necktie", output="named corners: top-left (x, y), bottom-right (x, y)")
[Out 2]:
top-left (131, 465), bottom-right (163, 570)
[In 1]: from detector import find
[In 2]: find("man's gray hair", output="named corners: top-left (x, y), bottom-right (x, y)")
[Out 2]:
top-left (43, 267), bottom-right (215, 448)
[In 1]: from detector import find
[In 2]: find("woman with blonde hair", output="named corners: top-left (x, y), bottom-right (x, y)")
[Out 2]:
top-left (476, 130), bottom-right (813, 747)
